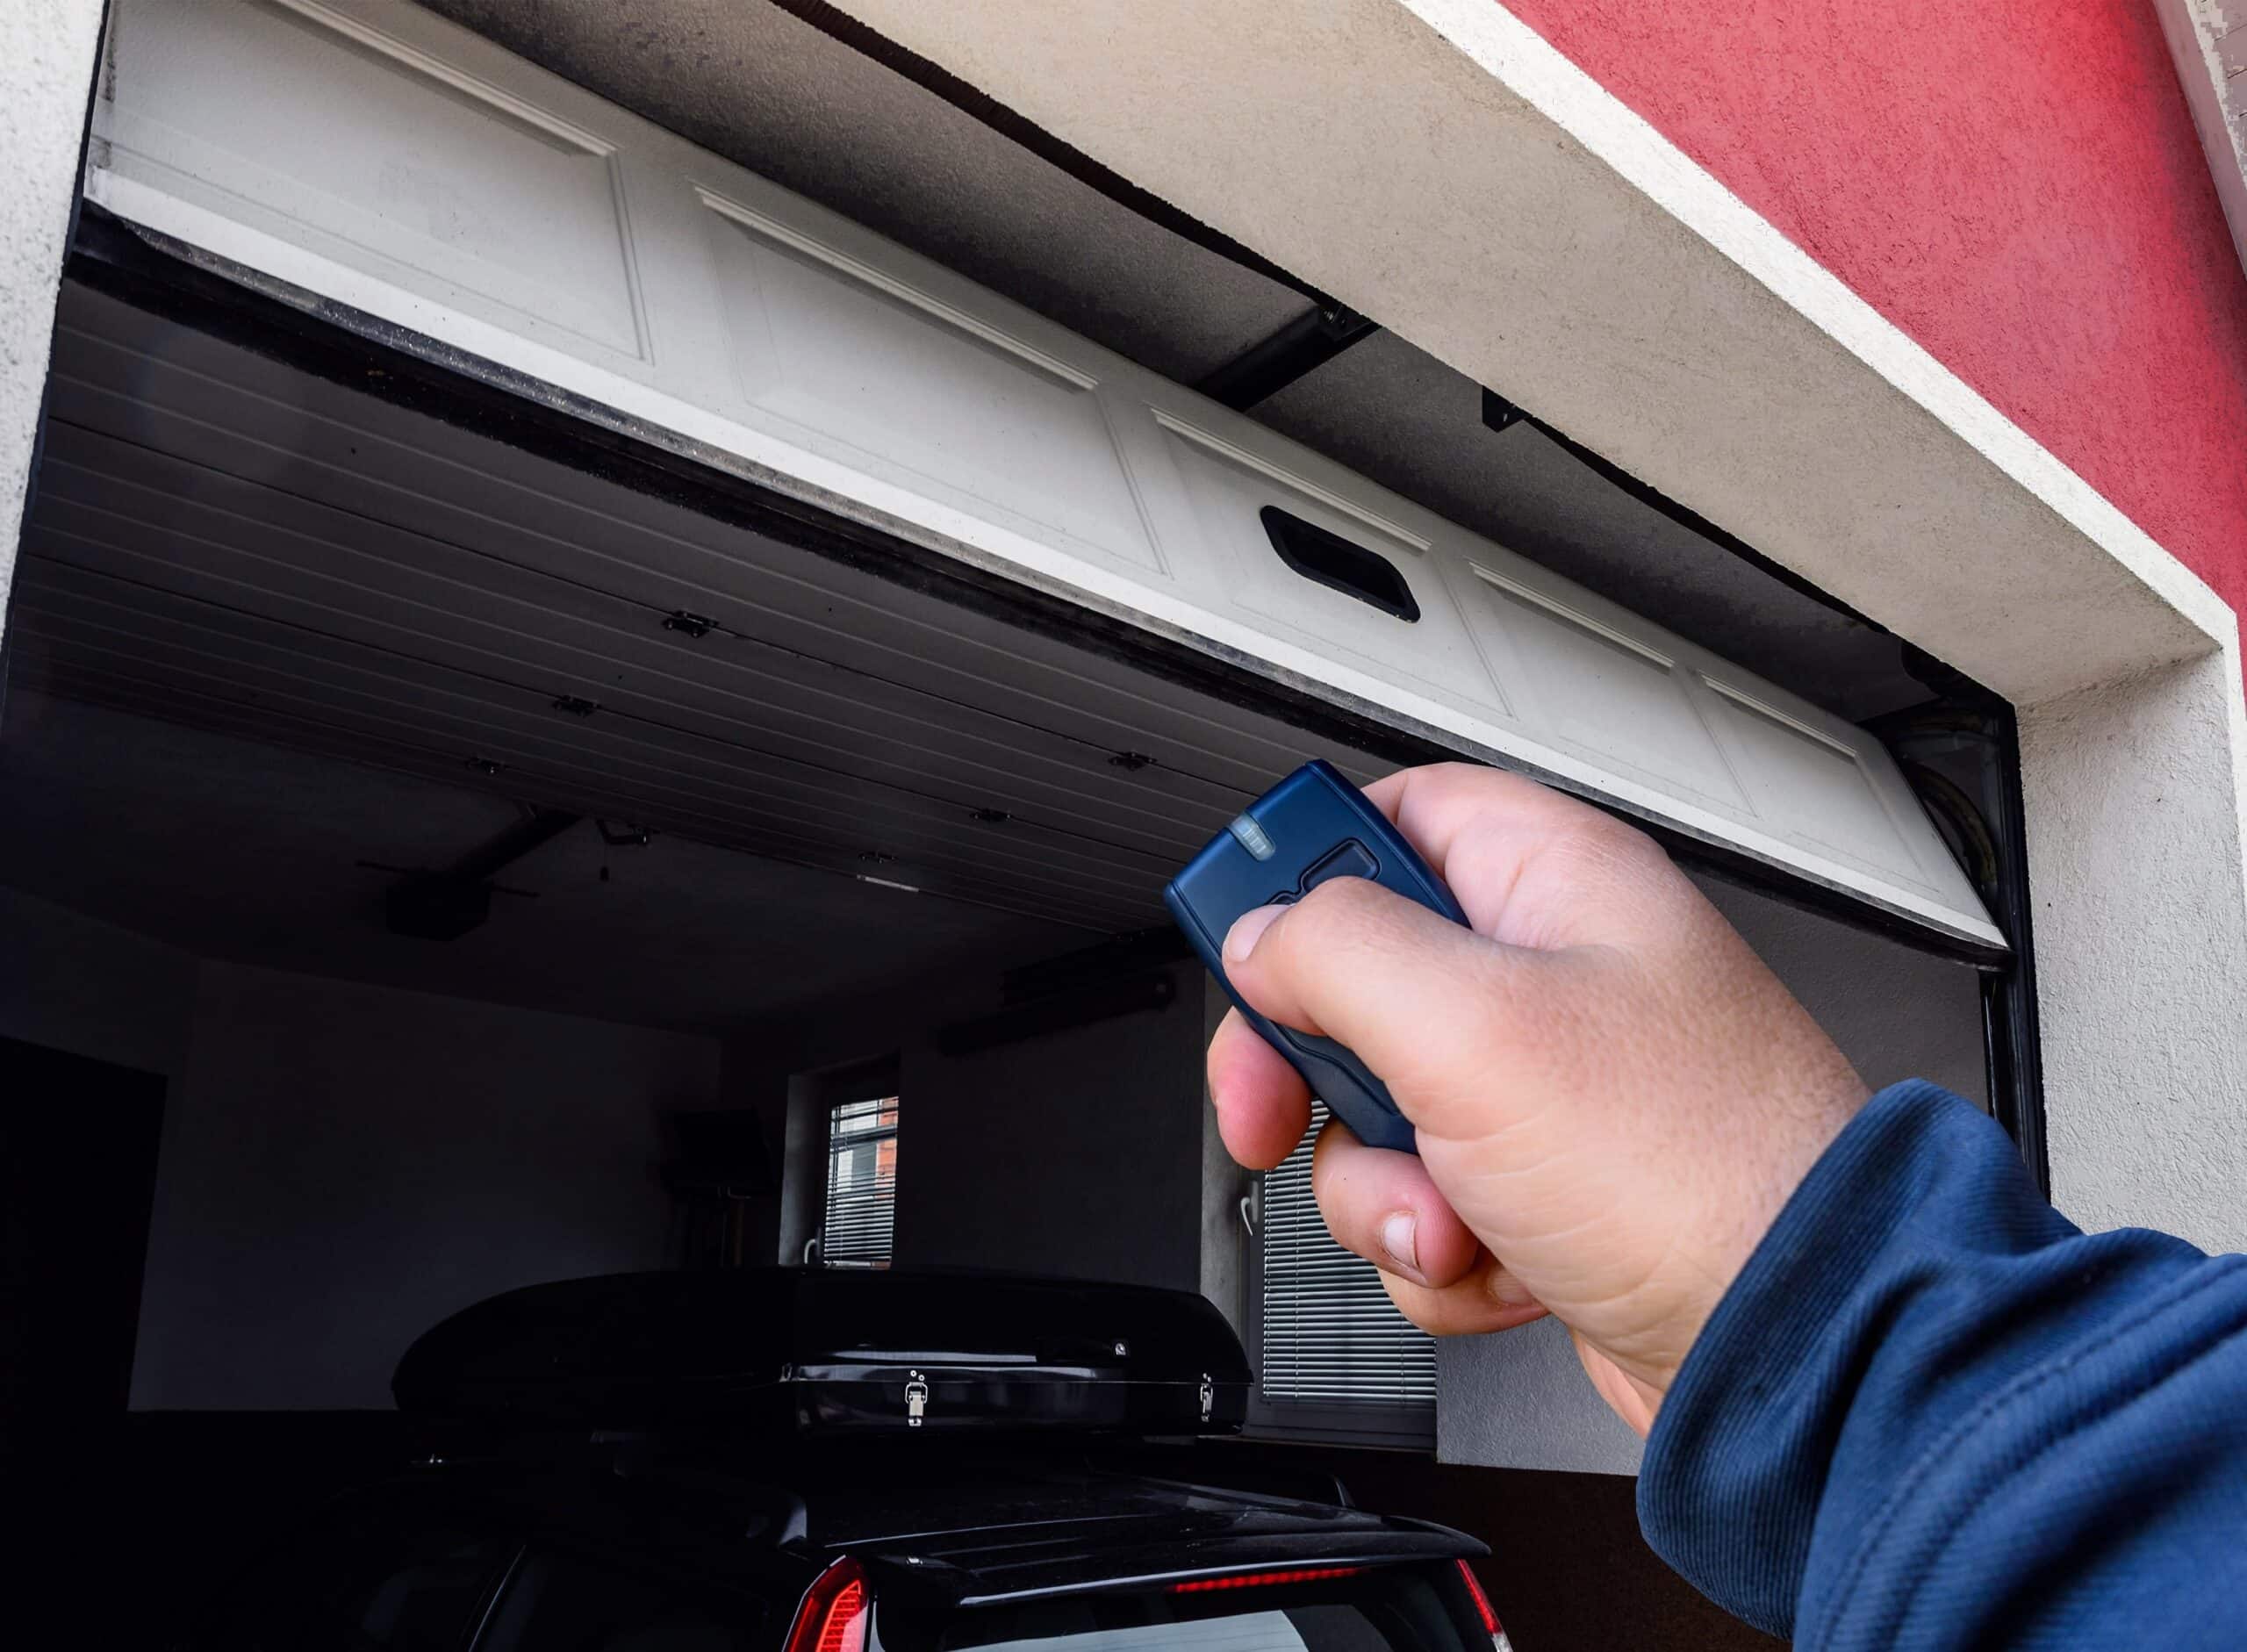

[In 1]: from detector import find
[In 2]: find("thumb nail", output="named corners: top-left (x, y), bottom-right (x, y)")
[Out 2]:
top-left (1381, 1211), bottom-right (1420, 1275)
top-left (1487, 1266), bottom-right (1540, 1309)
top-left (1223, 903), bottom-right (1287, 965)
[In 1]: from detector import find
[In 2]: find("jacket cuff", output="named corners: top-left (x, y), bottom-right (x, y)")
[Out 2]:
top-left (1633, 1080), bottom-right (2026, 1635)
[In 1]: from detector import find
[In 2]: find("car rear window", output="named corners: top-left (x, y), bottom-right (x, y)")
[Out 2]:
top-left (475, 1546), bottom-right (763, 1652)
top-left (213, 1511), bottom-right (517, 1652)
top-left (905, 1565), bottom-right (1484, 1652)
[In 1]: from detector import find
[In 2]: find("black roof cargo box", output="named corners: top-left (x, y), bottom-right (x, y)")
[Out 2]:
top-left (393, 1268), bottom-right (1251, 1437)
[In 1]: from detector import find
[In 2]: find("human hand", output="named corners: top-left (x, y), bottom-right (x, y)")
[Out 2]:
top-left (1208, 763), bottom-right (1869, 1434)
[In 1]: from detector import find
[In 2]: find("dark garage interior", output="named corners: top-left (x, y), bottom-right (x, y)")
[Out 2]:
top-left (0, 270), bottom-right (2003, 1649)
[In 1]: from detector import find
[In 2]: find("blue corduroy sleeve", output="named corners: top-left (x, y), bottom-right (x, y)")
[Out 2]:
top-left (1638, 1080), bottom-right (2247, 1649)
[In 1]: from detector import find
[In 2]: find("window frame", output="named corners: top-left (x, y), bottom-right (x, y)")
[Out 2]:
top-left (820, 1090), bottom-right (901, 1269)
top-left (799, 1054), bottom-right (902, 1270)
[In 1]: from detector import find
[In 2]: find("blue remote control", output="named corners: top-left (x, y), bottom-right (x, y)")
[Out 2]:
top-left (1165, 759), bottom-right (1469, 1154)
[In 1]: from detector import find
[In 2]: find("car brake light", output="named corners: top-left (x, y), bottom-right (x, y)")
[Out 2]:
top-left (1168, 1566), bottom-right (1365, 1593)
top-left (785, 1558), bottom-right (868, 1652)
top-left (1454, 1559), bottom-right (1508, 1647)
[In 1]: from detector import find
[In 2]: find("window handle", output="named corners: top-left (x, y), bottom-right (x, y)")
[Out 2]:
top-left (1238, 1185), bottom-right (1260, 1238)
top-left (803, 1233), bottom-right (822, 1267)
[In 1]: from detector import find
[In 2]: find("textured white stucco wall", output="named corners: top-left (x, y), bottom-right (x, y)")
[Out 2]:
top-left (2024, 653), bottom-right (2247, 1253)
top-left (0, 0), bottom-right (104, 632)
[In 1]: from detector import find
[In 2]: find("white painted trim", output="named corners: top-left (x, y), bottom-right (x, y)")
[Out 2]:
top-left (2152, 0), bottom-right (2247, 284)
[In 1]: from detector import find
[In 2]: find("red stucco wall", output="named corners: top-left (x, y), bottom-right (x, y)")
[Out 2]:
top-left (1498, 0), bottom-right (2247, 657)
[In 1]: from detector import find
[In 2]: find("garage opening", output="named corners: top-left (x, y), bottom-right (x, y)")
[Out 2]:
top-left (4, 3), bottom-right (2028, 1646)
top-left (5, 264), bottom-right (1457, 1428)
top-left (2, 255), bottom-right (1994, 1478)
top-left (7, 183), bottom-right (2001, 1652)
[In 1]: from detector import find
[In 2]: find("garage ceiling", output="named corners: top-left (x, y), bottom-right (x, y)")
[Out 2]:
top-left (412, 0), bottom-right (1927, 725)
top-left (7, 282), bottom-right (1388, 945)
top-left (0, 689), bottom-right (1082, 1031)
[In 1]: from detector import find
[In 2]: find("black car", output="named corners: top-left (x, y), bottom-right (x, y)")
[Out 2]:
top-left (193, 1270), bottom-right (1509, 1652)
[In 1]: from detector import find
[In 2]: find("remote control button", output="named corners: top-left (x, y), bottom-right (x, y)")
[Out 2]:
top-left (1302, 839), bottom-right (1378, 892)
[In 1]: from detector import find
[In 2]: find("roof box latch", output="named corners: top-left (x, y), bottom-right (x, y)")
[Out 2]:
top-left (905, 1369), bottom-right (930, 1428)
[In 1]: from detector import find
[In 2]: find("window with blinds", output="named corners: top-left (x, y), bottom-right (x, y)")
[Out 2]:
top-left (1255, 1100), bottom-right (1436, 1436)
top-left (822, 1095), bottom-right (899, 1268)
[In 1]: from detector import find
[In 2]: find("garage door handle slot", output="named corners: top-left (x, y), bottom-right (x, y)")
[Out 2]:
top-left (1260, 506), bottom-right (1420, 622)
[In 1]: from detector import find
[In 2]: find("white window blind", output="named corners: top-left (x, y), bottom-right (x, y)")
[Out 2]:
top-left (822, 1095), bottom-right (899, 1267)
top-left (1259, 1101), bottom-right (1436, 1409)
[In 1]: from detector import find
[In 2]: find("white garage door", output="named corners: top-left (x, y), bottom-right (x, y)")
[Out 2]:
top-left (81, 0), bottom-right (2000, 955)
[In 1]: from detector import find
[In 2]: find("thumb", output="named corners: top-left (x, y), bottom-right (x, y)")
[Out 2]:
top-left (1220, 874), bottom-right (1558, 1135)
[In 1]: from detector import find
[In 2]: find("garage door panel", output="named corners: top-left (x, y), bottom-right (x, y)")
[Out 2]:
top-left (83, 0), bottom-right (2001, 952)
top-left (1455, 563), bottom-right (1750, 813)
top-left (1695, 679), bottom-right (1942, 887)
top-left (1150, 412), bottom-right (1504, 715)
top-left (698, 186), bottom-right (1164, 582)
top-left (102, 0), bottom-right (650, 364)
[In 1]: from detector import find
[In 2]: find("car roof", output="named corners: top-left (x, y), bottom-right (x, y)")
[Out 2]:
top-left (403, 1438), bottom-right (1480, 1605)
top-left (805, 1457), bottom-right (1480, 1606)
